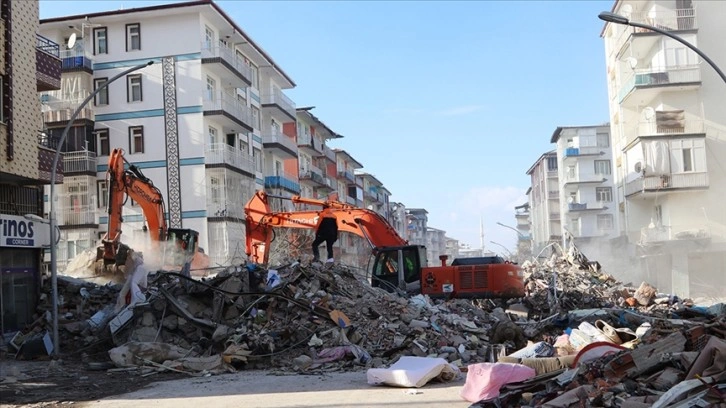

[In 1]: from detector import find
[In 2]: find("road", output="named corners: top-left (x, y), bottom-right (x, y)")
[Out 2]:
top-left (73, 370), bottom-right (473, 408)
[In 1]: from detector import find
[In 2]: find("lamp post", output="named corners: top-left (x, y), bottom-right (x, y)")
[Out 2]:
top-left (48, 60), bottom-right (153, 356)
top-left (496, 221), bottom-right (524, 238)
top-left (489, 241), bottom-right (512, 259)
top-left (598, 11), bottom-right (726, 86)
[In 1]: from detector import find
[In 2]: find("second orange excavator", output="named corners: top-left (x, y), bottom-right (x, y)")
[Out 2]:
top-left (244, 190), bottom-right (524, 298)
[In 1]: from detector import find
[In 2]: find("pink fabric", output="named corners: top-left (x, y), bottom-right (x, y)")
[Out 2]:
top-left (460, 362), bottom-right (537, 402)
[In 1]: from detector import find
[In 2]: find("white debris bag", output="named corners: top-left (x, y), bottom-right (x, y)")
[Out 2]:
top-left (367, 356), bottom-right (461, 388)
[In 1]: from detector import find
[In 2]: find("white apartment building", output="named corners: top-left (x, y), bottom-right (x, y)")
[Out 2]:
top-left (295, 107), bottom-right (340, 202)
top-left (550, 125), bottom-right (619, 260)
top-left (389, 202), bottom-right (409, 240)
top-left (601, 0), bottom-right (726, 297)
top-left (425, 227), bottom-right (447, 266)
top-left (526, 151), bottom-right (562, 257)
top-left (39, 0), bottom-right (296, 268)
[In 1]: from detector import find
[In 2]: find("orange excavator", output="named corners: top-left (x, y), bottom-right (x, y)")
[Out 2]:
top-left (97, 148), bottom-right (208, 275)
top-left (244, 190), bottom-right (524, 298)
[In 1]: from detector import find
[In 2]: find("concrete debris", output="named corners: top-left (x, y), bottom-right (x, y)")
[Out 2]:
top-left (5, 245), bottom-right (726, 407)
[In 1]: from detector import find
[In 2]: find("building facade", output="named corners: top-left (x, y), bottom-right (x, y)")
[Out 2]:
top-left (39, 0), bottom-right (296, 269)
top-left (526, 151), bottom-right (562, 257)
top-left (551, 125), bottom-right (619, 260)
top-left (601, 0), bottom-right (726, 297)
top-left (1, 0), bottom-right (61, 333)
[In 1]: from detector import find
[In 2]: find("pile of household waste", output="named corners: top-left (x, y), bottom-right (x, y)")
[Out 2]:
top-left (6, 246), bottom-right (726, 407)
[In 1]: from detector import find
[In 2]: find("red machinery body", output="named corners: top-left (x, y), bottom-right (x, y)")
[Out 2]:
top-left (420, 261), bottom-right (525, 299)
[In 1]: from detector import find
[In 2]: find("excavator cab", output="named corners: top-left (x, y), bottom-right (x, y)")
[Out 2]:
top-left (371, 245), bottom-right (427, 294)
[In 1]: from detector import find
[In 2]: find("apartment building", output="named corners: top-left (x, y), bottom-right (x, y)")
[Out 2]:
top-left (331, 149), bottom-right (363, 263)
top-left (355, 171), bottom-right (390, 219)
top-left (514, 202), bottom-right (532, 260)
top-left (389, 202), bottom-right (408, 240)
top-left (601, 0), bottom-right (726, 297)
top-left (526, 151), bottom-right (562, 256)
top-left (425, 227), bottom-right (447, 266)
top-left (1, 0), bottom-right (61, 333)
top-left (295, 107), bottom-right (340, 202)
top-left (551, 125), bottom-right (619, 260)
top-left (406, 208), bottom-right (428, 262)
top-left (39, 0), bottom-right (296, 268)
top-left (444, 237), bottom-right (460, 263)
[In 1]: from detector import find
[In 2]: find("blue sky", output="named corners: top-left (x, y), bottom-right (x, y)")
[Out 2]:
top-left (40, 0), bottom-right (614, 254)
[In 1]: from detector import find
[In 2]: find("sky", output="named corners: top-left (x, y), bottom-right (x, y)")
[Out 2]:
top-left (40, 0), bottom-right (615, 255)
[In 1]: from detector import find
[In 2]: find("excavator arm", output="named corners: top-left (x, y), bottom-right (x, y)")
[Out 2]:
top-left (245, 190), bottom-right (407, 264)
top-left (101, 148), bottom-right (167, 263)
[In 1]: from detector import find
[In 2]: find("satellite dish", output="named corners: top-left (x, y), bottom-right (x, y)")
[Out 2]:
top-left (625, 57), bottom-right (638, 69)
top-left (67, 32), bottom-right (77, 49)
top-left (634, 162), bottom-right (643, 173)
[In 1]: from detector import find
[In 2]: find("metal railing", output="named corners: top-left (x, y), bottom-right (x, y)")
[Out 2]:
top-left (563, 146), bottom-right (606, 158)
top-left (321, 145), bottom-right (336, 162)
top-left (611, 7), bottom-right (697, 56)
top-left (625, 172), bottom-right (709, 196)
top-left (262, 131), bottom-right (298, 154)
top-left (41, 90), bottom-right (95, 122)
top-left (636, 119), bottom-right (704, 137)
top-left (619, 65), bottom-right (701, 103)
top-left (261, 88), bottom-right (296, 118)
top-left (203, 91), bottom-right (253, 126)
top-left (201, 45), bottom-right (253, 84)
top-left (641, 223), bottom-right (710, 245)
top-left (59, 47), bottom-right (93, 70)
top-left (36, 34), bottom-right (60, 57)
top-left (56, 204), bottom-right (97, 225)
top-left (62, 151), bottom-right (97, 173)
top-left (264, 172), bottom-right (300, 193)
top-left (205, 143), bottom-right (255, 174)
top-left (337, 170), bottom-right (355, 182)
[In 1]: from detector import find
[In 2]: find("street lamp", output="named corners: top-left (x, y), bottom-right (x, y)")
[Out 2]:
top-left (496, 221), bottom-right (524, 238)
top-left (489, 241), bottom-right (512, 259)
top-left (598, 11), bottom-right (726, 85)
top-left (48, 60), bottom-right (153, 356)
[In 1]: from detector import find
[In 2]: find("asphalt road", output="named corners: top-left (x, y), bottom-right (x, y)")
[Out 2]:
top-left (74, 370), bottom-right (474, 408)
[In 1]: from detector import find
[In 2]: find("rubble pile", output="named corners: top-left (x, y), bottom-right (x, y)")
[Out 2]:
top-left (6, 246), bottom-right (726, 407)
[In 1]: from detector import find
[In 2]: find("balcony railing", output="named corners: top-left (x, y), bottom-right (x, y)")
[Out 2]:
top-left (205, 143), bottom-right (255, 174)
top-left (338, 170), bottom-right (355, 182)
top-left (264, 172), bottom-right (300, 193)
top-left (36, 35), bottom-right (62, 92)
top-left (299, 165), bottom-right (326, 185)
top-left (41, 90), bottom-right (95, 122)
top-left (320, 145), bottom-right (336, 162)
top-left (207, 199), bottom-right (244, 219)
top-left (203, 91), bottom-right (252, 126)
top-left (640, 223), bottom-right (710, 245)
top-left (201, 45), bottom-right (253, 84)
top-left (624, 172), bottom-right (709, 196)
top-left (563, 174), bottom-right (607, 184)
top-left (636, 119), bottom-right (704, 137)
top-left (36, 34), bottom-right (60, 57)
top-left (59, 47), bottom-right (93, 71)
top-left (563, 146), bottom-right (606, 158)
top-left (261, 88), bottom-right (296, 119)
top-left (611, 7), bottom-right (697, 56)
top-left (62, 151), bottom-right (97, 174)
top-left (262, 131), bottom-right (298, 154)
top-left (619, 65), bottom-right (701, 103)
top-left (57, 205), bottom-right (97, 225)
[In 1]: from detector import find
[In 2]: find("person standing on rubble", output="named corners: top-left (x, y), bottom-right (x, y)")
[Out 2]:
top-left (312, 204), bottom-right (338, 264)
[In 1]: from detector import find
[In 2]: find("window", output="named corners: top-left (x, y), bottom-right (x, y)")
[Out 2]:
top-left (94, 78), bottom-right (109, 106)
top-left (97, 128), bottom-right (110, 156)
top-left (126, 23), bottom-right (141, 51)
top-left (597, 214), bottom-right (614, 230)
top-left (683, 148), bottom-right (693, 171)
top-left (210, 176), bottom-right (221, 204)
top-left (253, 148), bottom-right (262, 172)
top-left (596, 132), bottom-right (610, 147)
top-left (594, 160), bottom-right (611, 175)
top-left (204, 25), bottom-right (214, 50)
top-left (93, 27), bottom-right (107, 55)
top-left (671, 138), bottom-right (705, 173)
top-left (596, 187), bottom-right (613, 202)
top-left (206, 76), bottom-right (216, 101)
top-left (547, 157), bottom-right (558, 171)
top-left (127, 74), bottom-right (142, 102)
top-left (251, 106), bottom-right (260, 129)
top-left (208, 126), bottom-right (218, 145)
top-left (129, 126), bottom-right (144, 154)
top-left (274, 160), bottom-right (282, 177)
top-left (97, 181), bottom-right (108, 208)
top-left (240, 140), bottom-right (249, 154)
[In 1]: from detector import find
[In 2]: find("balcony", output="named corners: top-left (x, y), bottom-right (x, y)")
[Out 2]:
top-left (318, 145), bottom-right (336, 162)
top-left (57, 204), bottom-right (97, 226)
top-left (203, 91), bottom-right (253, 132)
top-left (624, 172), bottom-right (709, 197)
top-left (640, 223), bottom-right (710, 246)
top-left (41, 90), bottom-right (95, 123)
top-left (299, 166), bottom-right (327, 186)
top-left (611, 8), bottom-right (696, 58)
top-left (636, 119), bottom-right (704, 138)
top-left (261, 130), bottom-right (298, 159)
top-left (337, 170), bottom-right (355, 183)
top-left (205, 143), bottom-right (255, 175)
top-left (62, 151), bottom-right (97, 175)
top-left (264, 173), bottom-right (300, 194)
top-left (201, 45), bottom-right (253, 88)
top-left (563, 174), bottom-right (607, 186)
top-left (563, 146), bottom-right (607, 160)
top-left (344, 195), bottom-right (357, 205)
top-left (36, 35), bottom-right (61, 92)
top-left (567, 202), bottom-right (609, 212)
top-left (547, 190), bottom-right (559, 199)
top-left (619, 65), bottom-right (701, 105)
top-left (59, 45), bottom-right (93, 72)
top-left (207, 198), bottom-right (244, 220)
top-left (261, 88), bottom-right (296, 122)
top-left (297, 132), bottom-right (322, 154)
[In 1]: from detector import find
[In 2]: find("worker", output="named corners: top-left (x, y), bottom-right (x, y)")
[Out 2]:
top-left (312, 204), bottom-right (338, 263)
